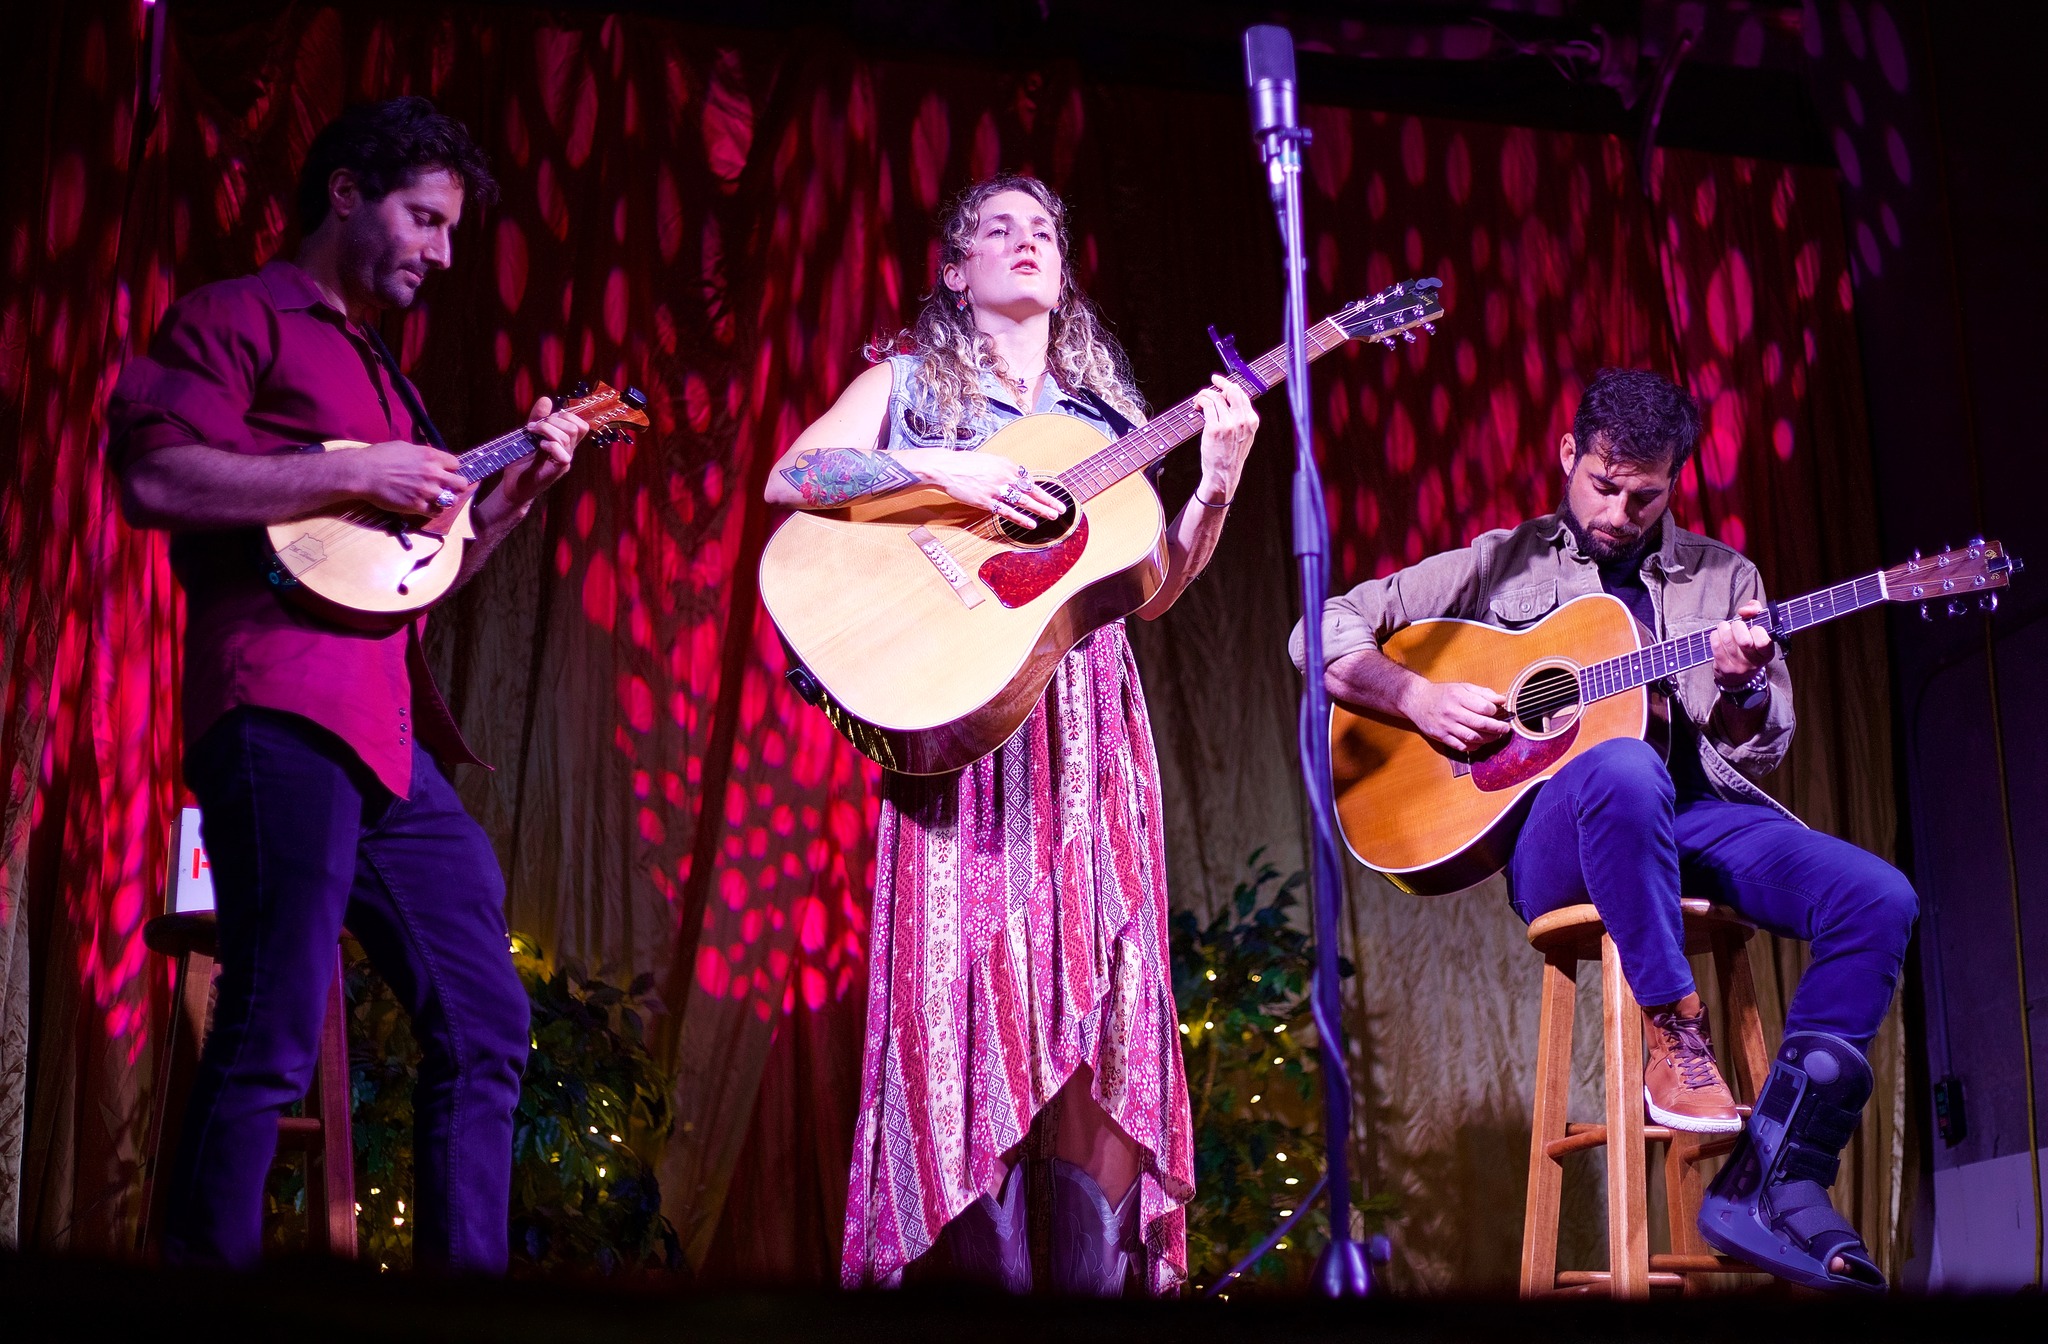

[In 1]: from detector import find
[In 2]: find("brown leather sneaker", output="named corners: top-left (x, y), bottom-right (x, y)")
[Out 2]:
top-left (1643, 1007), bottom-right (1742, 1133)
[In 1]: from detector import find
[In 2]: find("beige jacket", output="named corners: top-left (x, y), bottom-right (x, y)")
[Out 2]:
top-left (1289, 513), bottom-right (1798, 817)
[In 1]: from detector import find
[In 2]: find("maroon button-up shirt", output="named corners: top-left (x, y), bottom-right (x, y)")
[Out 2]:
top-left (108, 259), bottom-right (482, 797)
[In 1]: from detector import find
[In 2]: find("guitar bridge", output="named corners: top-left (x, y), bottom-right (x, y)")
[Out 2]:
top-left (909, 526), bottom-right (987, 608)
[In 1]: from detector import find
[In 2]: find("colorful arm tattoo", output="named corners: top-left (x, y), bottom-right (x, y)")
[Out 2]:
top-left (780, 447), bottom-right (919, 506)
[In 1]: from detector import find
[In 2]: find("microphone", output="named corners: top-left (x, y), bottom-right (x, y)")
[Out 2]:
top-left (1243, 24), bottom-right (1298, 164)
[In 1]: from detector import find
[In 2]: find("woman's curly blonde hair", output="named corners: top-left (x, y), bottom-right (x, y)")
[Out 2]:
top-left (864, 174), bottom-right (1145, 442)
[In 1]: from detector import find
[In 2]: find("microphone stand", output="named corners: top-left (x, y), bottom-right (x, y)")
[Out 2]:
top-left (1257, 37), bottom-right (1378, 1301)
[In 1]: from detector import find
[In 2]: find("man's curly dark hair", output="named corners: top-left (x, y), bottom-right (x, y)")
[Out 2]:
top-left (296, 96), bottom-right (497, 232)
top-left (1570, 368), bottom-right (1701, 472)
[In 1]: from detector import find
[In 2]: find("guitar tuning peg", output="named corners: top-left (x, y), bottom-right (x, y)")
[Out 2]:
top-left (1381, 338), bottom-right (1397, 350)
top-left (1402, 331), bottom-right (1417, 343)
top-left (573, 380), bottom-right (591, 397)
top-left (1910, 549), bottom-right (1922, 562)
top-left (1947, 598), bottom-right (1968, 618)
top-left (1919, 602), bottom-right (1932, 621)
top-left (1969, 535), bottom-right (1985, 548)
top-left (1422, 323), bottom-right (1436, 334)
top-left (1980, 593), bottom-right (2000, 613)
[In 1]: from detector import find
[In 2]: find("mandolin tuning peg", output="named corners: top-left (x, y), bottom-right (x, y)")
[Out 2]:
top-left (1919, 602), bottom-right (1932, 621)
top-left (1947, 598), bottom-right (1969, 618)
top-left (1980, 593), bottom-right (2000, 613)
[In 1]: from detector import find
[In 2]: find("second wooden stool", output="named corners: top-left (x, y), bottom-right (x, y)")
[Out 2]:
top-left (135, 912), bottom-right (358, 1258)
top-left (1519, 898), bottom-right (1770, 1297)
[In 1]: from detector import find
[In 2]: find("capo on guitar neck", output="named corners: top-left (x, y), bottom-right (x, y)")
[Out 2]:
top-left (1207, 326), bottom-right (1269, 394)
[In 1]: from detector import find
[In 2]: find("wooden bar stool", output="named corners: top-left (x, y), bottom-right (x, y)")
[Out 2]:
top-left (1519, 898), bottom-right (1771, 1297)
top-left (135, 912), bottom-right (358, 1258)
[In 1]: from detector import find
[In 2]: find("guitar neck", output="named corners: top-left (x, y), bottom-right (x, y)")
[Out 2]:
top-left (455, 428), bottom-right (539, 484)
top-left (1579, 570), bottom-right (1890, 702)
top-left (1057, 314), bottom-right (1354, 502)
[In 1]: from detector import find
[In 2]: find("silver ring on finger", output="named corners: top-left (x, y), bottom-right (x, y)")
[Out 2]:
top-left (1014, 464), bottom-right (1030, 481)
top-left (433, 488), bottom-right (457, 511)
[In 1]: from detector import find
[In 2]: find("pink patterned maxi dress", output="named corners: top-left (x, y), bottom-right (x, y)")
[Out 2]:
top-left (839, 360), bottom-right (1195, 1293)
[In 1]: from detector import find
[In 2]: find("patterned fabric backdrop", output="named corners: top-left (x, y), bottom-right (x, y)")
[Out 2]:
top-left (2, 0), bottom-right (1901, 1288)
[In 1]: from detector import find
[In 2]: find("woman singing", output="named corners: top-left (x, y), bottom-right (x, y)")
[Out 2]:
top-left (764, 174), bottom-right (1257, 1296)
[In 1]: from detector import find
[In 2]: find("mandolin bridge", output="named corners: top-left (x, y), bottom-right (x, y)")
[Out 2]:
top-left (274, 534), bottom-right (329, 576)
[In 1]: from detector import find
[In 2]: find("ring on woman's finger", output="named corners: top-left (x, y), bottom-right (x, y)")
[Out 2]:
top-left (433, 487), bottom-right (457, 510)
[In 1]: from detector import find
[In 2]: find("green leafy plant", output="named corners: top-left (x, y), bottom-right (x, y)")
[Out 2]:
top-left (299, 932), bottom-right (682, 1275)
top-left (1170, 850), bottom-right (1396, 1293)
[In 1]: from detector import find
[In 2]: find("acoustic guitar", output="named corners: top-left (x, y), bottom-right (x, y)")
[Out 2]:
top-left (760, 280), bottom-right (1447, 775)
top-left (263, 382), bottom-right (649, 629)
top-left (1329, 540), bottom-right (2022, 895)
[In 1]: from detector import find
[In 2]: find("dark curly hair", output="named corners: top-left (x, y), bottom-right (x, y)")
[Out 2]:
top-left (296, 96), bottom-right (497, 232)
top-left (1570, 368), bottom-right (1701, 472)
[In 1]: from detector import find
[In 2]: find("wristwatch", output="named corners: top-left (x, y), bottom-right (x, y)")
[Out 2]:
top-left (1718, 665), bottom-right (1771, 711)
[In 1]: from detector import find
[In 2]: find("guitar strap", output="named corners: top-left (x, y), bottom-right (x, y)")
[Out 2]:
top-left (1072, 385), bottom-right (1135, 439)
top-left (360, 323), bottom-right (449, 452)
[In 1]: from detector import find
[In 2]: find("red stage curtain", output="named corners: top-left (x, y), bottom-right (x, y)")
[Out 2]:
top-left (0, 1), bottom-right (1903, 1285)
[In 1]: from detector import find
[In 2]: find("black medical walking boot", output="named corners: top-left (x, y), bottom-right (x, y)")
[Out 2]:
top-left (1698, 1030), bottom-right (1886, 1292)
top-left (1046, 1158), bottom-right (1141, 1296)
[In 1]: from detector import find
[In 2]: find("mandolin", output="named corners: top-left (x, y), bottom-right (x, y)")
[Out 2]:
top-left (263, 382), bottom-right (648, 629)
top-left (759, 280), bottom-right (1448, 775)
top-left (1329, 540), bottom-right (2022, 895)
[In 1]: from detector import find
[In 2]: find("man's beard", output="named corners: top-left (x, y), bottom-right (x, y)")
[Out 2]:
top-left (1560, 498), bottom-right (1655, 566)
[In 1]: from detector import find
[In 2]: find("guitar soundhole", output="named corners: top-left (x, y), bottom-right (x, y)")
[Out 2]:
top-left (1511, 664), bottom-right (1582, 736)
top-left (996, 478), bottom-right (1078, 548)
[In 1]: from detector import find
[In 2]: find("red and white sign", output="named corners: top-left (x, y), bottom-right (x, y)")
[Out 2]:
top-left (168, 806), bottom-right (215, 914)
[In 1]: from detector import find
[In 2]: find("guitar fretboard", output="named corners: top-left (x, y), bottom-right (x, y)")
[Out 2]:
top-left (457, 429), bottom-right (540, 483)
top-left (1578, 572), bottom-right (1887, 702)
top-left (1054, 316), bottom-right (1354, 502)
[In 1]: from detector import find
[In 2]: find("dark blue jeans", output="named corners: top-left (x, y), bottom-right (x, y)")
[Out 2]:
top-left (1508, 738), bottom-right (1916, 1051)
top-left (167, 708), bottom-right (528, 1271)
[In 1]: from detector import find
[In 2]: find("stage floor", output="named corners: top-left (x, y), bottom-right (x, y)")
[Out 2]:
top-left (1, 1252), bottom-right (2039, 1341)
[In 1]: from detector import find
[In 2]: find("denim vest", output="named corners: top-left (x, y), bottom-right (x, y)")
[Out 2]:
top-left (879, 354), bottom-right (1123, 454)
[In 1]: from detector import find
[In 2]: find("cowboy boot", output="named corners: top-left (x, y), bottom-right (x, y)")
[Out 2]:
top-left (935, 1162), bottom-right (1031, 1294)
top-left (1046, 1158), bottom-right (1142, 1297)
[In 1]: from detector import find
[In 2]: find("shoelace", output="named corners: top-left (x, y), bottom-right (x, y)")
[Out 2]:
top-left (1654, 1012), bottom-right (1721, 1091)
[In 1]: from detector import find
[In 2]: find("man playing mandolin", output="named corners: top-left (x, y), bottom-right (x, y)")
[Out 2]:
top-left (109, 97), bottom-right (589, 1271)
top-left (1293, 368), bottom-right (1916, 1291)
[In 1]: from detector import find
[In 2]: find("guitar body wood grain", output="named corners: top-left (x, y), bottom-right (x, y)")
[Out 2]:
top-left (758, 413), bottom-right (1169, 775)
top-left (1329, 593), bottom-right (1647, 895)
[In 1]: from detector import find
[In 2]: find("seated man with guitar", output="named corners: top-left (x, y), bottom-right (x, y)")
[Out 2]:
top-left (109, 98), bottom-right (591, 1270)
top-left (1294, 368), bottom-right (1916, 1291)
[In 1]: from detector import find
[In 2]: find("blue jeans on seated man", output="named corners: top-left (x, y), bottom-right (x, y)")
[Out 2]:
top-left (1507, 738), bottom-right (1917, 1051)
top-left (166, 707), bottom-right (529, 1271)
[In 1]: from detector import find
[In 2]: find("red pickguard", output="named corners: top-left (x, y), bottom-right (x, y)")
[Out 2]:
top-left (1470, 721), bottom-right (1580, 792)
top-left (978, 516), bottom-right (1090, 608)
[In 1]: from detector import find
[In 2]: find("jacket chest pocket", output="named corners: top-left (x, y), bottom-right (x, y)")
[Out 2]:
top-left (1489, 582), bottom-right (1558, 629)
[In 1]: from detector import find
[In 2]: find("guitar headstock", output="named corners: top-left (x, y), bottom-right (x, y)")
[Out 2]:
top-left (557, 381), bottom-right (652, 447)
top-left (1333, 278), bottom-right (1447, 350)
top-left (1884, 538), bottom-right (2023, 618)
